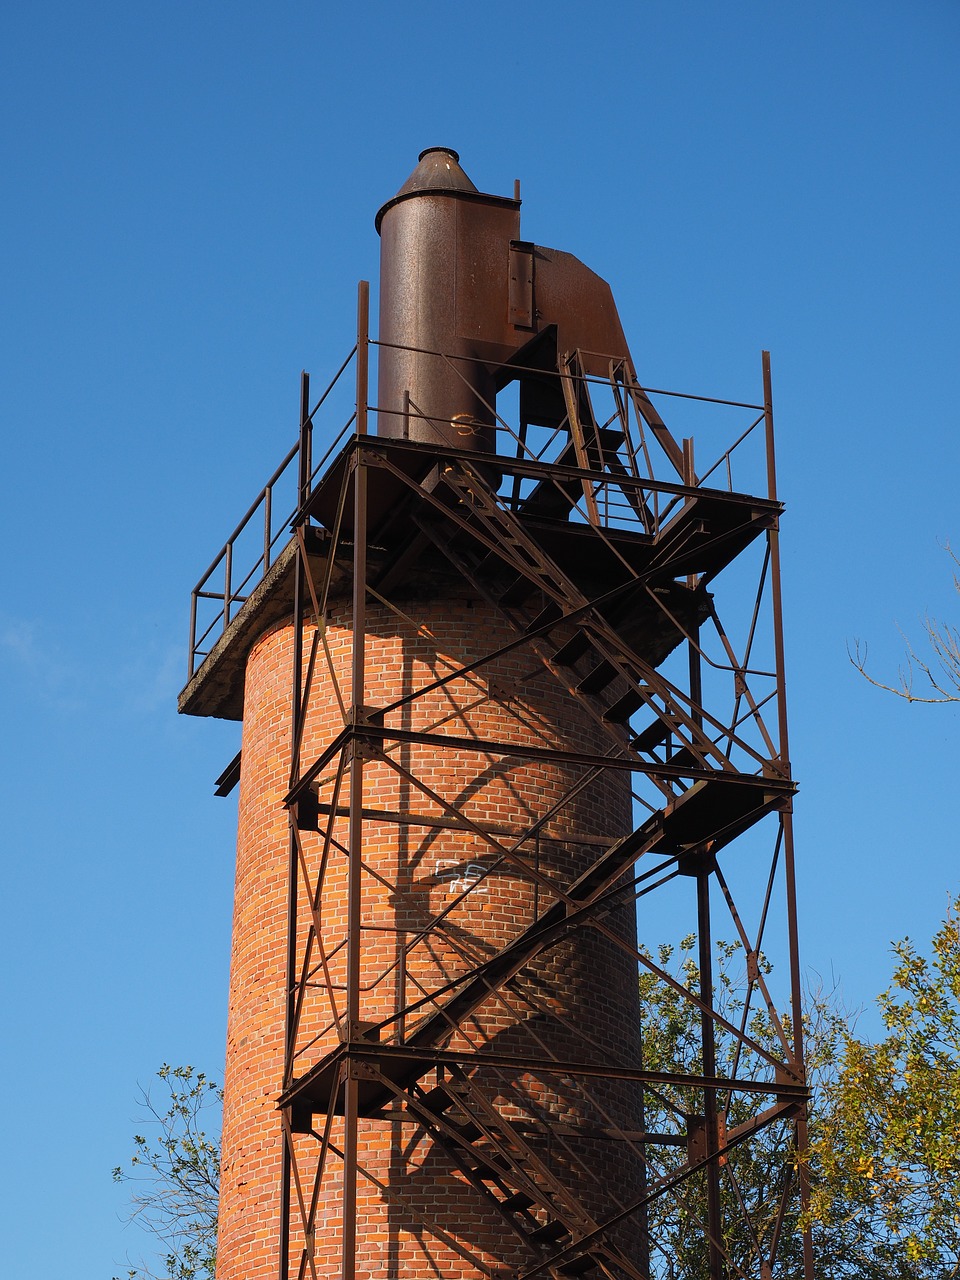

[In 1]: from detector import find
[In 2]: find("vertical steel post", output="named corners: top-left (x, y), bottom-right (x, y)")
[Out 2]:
top-left (698, 870), bottom-right (725, 1280)
top-left (299, 371), bottom-right (313, 510)
top-left (356, 281), bottom-right (369, 439)
top-left (264, 483), bottom-right (273, 574)
top-left (280, 373), bottom-right (314, 1280)
top-left (188, 590), bottom-right (198, 679)
top-left (682, 436), bottom-right (702, 731)
top-left (685, 431), bottom-right (724, 1275)
top-left (762, 353), bottom-right (790, 775)
top-left (342, 280), bottom-right (370, 1280)
top-left (224, 541), bottom-right (233, 627)
top-left (762, 350), bottom-right (814, 1280)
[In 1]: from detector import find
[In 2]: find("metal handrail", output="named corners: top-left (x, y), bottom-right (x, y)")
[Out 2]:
top-left (187, 441), bottom-right (299, 676)
top-left (187, 334), bottom-right (769, 680)
top-left (187, 346), bottom-right (358, 678)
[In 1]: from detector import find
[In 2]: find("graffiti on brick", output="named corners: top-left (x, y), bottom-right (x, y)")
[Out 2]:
top-left (433, 857), bottom-right (489, 895)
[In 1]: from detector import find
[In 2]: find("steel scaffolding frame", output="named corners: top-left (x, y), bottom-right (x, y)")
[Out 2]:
top-left (193, 282), bottom-right (813, 1280)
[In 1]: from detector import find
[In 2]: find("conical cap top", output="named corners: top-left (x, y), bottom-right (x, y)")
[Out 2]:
top-left (376, 147), bottom-right (479, 231)
top-left (396, 147), bottom-right (478, 197)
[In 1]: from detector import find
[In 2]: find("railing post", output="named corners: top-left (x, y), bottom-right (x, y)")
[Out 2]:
top-left (282, 372), bottom-right (313, 1280)
top-left (298, 370), bottom-right (312, 510)
top-left (762, 349), bottom-right (815, 1280)
top-left (763, 352), bottom-right (789, 769)
top-left (356, 281), bottom-right (369, 436)
top-left (188, 591), bottom-right (198, 679)
top-left (343, 285), bottom-right (370, 1280)
top-left (263, 484), bottom-right (273, 574)
top-left (223, 541), bottom-right (233, 628)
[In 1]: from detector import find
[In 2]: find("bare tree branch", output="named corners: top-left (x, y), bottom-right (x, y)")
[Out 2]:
top-left (850, 543), bottom-right (960, 704)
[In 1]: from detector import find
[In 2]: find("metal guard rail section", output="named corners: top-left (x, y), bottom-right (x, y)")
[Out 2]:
top-left (187, 338), bottom-right (766, 681)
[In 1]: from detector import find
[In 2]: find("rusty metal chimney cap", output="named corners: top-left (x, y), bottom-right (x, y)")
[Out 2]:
top-left (375, 148), bottom-right (518, 233)
top-left (417, 146), bottom-right (461, 163)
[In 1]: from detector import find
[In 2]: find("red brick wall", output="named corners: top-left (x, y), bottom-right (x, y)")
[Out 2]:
top-left (216, 597), bottom-right (644, 1280)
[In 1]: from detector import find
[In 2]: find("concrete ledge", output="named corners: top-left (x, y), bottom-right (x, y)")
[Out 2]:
top-left (178, 530), bottom-right (341, 721)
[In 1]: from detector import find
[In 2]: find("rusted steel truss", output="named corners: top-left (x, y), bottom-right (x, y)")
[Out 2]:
top-left (203, 284), bottom-right (812, 1280)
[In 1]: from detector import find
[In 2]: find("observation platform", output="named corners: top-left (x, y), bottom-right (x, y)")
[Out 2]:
top-left (178, 434), bottom-right (780, 722)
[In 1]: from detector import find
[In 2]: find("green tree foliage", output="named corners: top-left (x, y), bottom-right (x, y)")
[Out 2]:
top-left (638, 930), bottom-right (960, 1279)
top-left (639, 935), bottom-right (855, 1277)
top-left (112, 1064), bottom-right (221, 1280)
top-left (809, 899), bottom-right (960, 1275)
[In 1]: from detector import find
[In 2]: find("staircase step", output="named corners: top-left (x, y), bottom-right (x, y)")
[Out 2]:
top-left (668, 745), bottom-right (699, 772)
top-left (501, 1191), bottom-right (535, 1212)
top-left (630, 718), bottom-right (674, 754)
top-left (419, 1086), bottom-right (454, 1114)
top-left (603, 689), bottom-right (646, 723)
top-left (527, 601), bottom-right (563, 632)
top-left (520, 428), bottom-right (625, 518)
top-left (473, 548), bottom-right (503, 575)
top-left (558, 1257), bottom-right (598, 1276)
top-left (555, 427), bottom-right (624, 465)
top-left (467, 1153), bottom-right (510, 1179)
top-left (552, 633), bottom-right (591, 666)
top-left (528, 1219), bottom-right (571, 1244)
top-left (499, 575), bottom-right (533, 608)
top-left (451, 1119), bottom-right (483, 1141)
top-left (577, 661), bottom-right (617, 696)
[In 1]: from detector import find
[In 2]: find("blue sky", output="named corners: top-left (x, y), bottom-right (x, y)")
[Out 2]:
top-left (1, 2), bottom-right (958, 1276)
